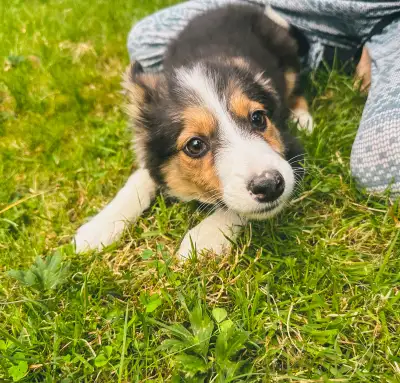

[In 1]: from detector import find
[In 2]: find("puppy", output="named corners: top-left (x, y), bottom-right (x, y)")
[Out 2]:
top-left (74, 4), bottom-right (313, 259)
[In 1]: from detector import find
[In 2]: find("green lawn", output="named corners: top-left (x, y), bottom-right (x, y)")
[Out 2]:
top-left (1, 0), bottom-right (400, 382)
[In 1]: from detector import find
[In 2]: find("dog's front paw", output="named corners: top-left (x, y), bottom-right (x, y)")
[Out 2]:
top-left (292, 109), bottom-right (314, 133)
top-left (74, 216), bottom-right (126, 253)
top-left (177, 210), bottom-right (244, 260)
top-left (178, 225), bottom-right (233, 260)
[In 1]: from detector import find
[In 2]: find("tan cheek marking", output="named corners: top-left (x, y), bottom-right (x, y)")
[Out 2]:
top-left (263, 122), bottom-right (285, 154)
top-left (162, 153), bottom-right (222, 202)
top-left (284, 70), bottom-right (298, 99)
top-left (177, 107), bottom-right (216, 149)
top-left (164, 106), bottom-right (220, 201)
top-left (230, 90), bottom-right (264, 119)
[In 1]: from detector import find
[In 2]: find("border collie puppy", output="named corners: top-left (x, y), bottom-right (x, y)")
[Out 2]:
top-left (74, 4), bottom-right (313, 259)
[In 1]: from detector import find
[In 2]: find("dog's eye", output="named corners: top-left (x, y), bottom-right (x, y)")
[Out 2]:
top-left (183, 137), bottom-right (209, 158)
top-left (250, 110), bottom-right (268, 131)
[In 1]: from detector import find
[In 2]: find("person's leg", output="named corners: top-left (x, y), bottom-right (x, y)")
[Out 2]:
top-left (350, 19), bottom-right (400, 195)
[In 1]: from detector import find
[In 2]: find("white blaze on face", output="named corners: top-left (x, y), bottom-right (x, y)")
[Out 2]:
top-left (176, 64), bottom-right (295, 218)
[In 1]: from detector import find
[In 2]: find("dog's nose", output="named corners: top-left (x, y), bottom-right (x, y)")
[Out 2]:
top-left (247, 171), bottom-right (285, 203)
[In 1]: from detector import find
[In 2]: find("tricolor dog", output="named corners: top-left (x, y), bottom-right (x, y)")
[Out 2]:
top-left (75, 4), bottom-right (313, 259)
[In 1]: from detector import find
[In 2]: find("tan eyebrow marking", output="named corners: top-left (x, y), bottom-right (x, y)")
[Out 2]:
top-left (229, 89), bottom-right (264, 118)
top-left (177, 106), bottom-right (217, 149)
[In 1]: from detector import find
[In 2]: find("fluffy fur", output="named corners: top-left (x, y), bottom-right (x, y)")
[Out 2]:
top-left (75, 4), bottom-right (312, 258)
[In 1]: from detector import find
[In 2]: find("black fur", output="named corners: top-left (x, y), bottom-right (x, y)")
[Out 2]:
top-left (164, 4), bottom-right (300, 98)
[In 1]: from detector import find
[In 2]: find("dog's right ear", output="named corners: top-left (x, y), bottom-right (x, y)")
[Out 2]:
top-left (130, 60), bottom-right (145, 78)
top-left (122, 61), bottom-right (165, 119)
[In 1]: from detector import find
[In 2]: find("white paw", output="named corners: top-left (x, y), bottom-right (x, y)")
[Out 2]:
top-left (177, 210), bottom-right (244, 260)
top-left (292, 110), bottom-right (314, 133)
top-left (74, 216), bottom-right (127, 253)
top-left (178, 226), bottom-right (233, 260)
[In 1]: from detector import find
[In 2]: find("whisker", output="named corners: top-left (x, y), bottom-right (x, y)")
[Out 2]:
top-left (287, 153), bottom-right (306, 162)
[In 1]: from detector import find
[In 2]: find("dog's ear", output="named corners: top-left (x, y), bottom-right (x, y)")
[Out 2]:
top-left (130, 60), bottom-right (144, 78)
top-left (122, 61), bottom-right (165, 120)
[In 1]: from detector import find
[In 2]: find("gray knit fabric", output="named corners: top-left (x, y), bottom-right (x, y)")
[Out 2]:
top-left (351, 19), bottom-right (400, 194)
top-left (127, 0), bottom-right (400, 195)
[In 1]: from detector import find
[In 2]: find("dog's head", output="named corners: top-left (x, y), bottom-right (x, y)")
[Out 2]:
top-left (123, 60), bottom-right (303, 219)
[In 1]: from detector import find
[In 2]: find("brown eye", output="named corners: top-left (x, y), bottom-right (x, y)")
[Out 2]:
top-left (183, 137), bottom-right (209, 158)
top-left (250, 110), bottom-right (268, 131)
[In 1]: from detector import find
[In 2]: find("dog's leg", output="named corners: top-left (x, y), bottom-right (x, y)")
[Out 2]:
top-left (178, 209), bottom-right (246, 260)
top-left (74, 168), bottom-right (157, 252)
top-left (291, 95), bottom-right (314, 133)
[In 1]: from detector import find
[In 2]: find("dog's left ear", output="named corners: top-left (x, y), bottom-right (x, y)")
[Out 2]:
top-left (122, 61), bottom-right (166, 119)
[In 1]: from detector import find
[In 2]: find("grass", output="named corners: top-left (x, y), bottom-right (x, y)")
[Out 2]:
top-left (1, 0), bottom-right (400, 381)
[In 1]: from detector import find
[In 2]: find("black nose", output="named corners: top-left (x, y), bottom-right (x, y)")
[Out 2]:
top-left (247, 171), bottom-right (285, 203)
